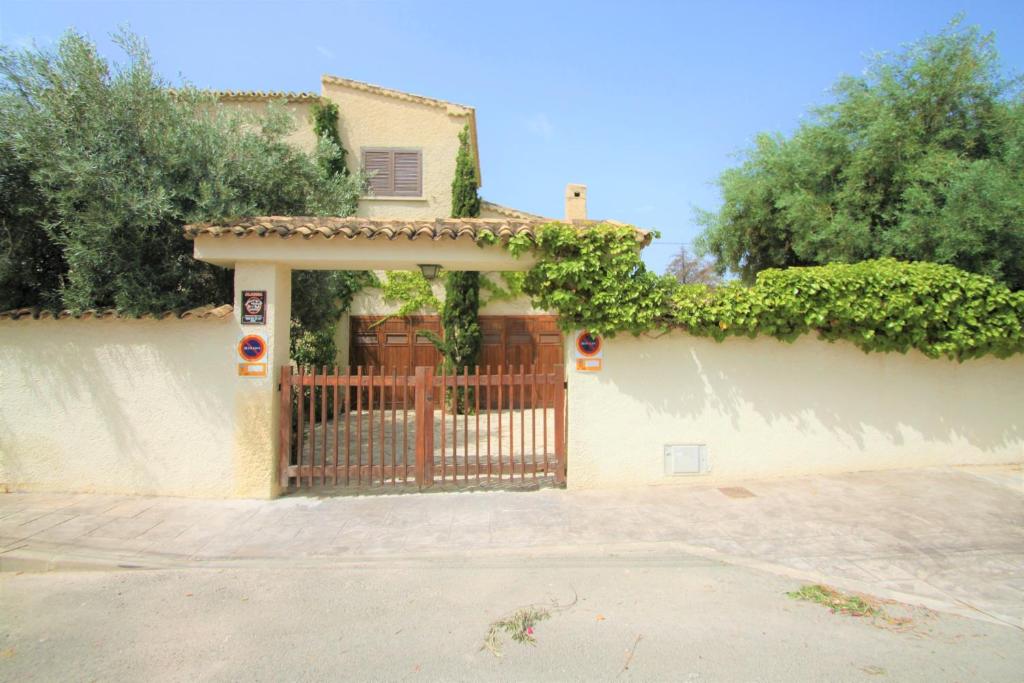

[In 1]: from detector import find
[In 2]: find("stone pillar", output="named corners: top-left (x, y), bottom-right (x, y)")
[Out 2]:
top-left (231, 262), bottom-right (291, 498)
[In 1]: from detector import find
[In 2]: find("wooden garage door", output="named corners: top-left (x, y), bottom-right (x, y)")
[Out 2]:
top-left (351, 315), bottom-right (564, 406)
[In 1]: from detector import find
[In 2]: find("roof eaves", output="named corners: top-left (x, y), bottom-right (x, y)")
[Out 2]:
top-left (207, 90), bottom-right (320, 103)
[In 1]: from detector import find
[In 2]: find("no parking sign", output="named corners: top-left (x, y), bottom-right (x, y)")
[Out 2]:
top-left (237, 334), bottom-right (268, 377)
top-left (574, 330), bottom-right (603, 372)
top-left (238, 334), bottom-right (267, 361)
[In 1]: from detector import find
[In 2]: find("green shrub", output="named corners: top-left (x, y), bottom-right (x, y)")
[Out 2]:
top-left (671, 259), bottom-right (1024, 360)
top-left (511, 223), bottom-right (1024, 361)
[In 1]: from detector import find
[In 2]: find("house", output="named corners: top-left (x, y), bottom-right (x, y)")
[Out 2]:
top-left (214, 75), bottom-right (592, 373)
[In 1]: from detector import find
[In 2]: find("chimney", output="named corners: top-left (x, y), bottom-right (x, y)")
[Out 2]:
top-left (564, 183), bottom-right (587, 222)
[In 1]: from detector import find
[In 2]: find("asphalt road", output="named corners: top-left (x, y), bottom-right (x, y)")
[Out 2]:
top-left (3, 551), bottom-right (1021, 682)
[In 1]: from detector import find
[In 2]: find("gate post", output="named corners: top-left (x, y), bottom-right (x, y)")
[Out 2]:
top-left (278, 365), bottom-right (293, 489)
top-left (414, 366), bottom-right (434, 489)
top-left (553, 364), bottom-right (567, 485)
top-left (231, 262), bottom-right (291, 498)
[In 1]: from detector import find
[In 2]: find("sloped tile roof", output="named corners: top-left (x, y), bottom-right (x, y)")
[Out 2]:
top-left (479, 200), bottom-right (551, 221)
top-left (183, 216), bottom-right (653, 245)
top-left (0, 304), bottom-right (234, 321)
top-left (321, 75), bottom-right (473, 114)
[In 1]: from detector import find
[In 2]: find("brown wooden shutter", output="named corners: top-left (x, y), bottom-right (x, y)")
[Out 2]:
top-left (393, 151), bottom-right (422, 197)
top-left (362, 149), bottom-right (422, 197)
top-left (363, 150), bottom-right (393, 196)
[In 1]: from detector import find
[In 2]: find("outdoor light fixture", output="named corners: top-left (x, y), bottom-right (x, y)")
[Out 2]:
top-left (418, 264), bottom-right (441, 280)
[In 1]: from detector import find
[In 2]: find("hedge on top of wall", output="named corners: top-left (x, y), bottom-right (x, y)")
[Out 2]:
top-left (506, 223), bottom-right (1024, 361)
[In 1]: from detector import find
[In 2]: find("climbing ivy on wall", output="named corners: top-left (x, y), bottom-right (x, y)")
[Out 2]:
top-left (370, 270), bottom-right (526, 323)
top-left (311, 99), bottom-right (349, 177)
top-left (508, 223), bottom-right (674, 336)
top-left (479, 272), bottom-right (526, 304)
top-left (378, 270), bottom-right (441, 316)
top-left (508, 223), bottom-right (1024, 361)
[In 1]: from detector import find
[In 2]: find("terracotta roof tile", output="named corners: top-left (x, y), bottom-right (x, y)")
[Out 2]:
top-left (210, 90), bottom-right (319, 103)
top-left (479, 200), bottom-right (551, 221)
top-left (0, 304), bottom-right (234, 322)
top-left (182, 216), bottom-right (653, 245)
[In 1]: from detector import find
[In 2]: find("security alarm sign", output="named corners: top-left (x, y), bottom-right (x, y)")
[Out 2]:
top-left (241, 290), bottom-right (266, 325)
top-left (574, 330), bottom-right (603, 372)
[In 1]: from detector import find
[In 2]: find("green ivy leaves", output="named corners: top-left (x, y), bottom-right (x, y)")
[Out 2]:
top-left (513, 224), bottom-right (1024, 361)
top-left (379, 270), bottom-right (441, 316)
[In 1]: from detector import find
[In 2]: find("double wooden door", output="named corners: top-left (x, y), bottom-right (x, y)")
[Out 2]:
top-left (350, 315), bottom-right (564, 407)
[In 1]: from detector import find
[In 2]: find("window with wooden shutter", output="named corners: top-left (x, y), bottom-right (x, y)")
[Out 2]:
top-left (361, 148), bottom-right (422, 197)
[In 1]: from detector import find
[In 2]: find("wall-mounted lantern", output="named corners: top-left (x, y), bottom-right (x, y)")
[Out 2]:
top-left (417, 264), bottom-right (441, 280)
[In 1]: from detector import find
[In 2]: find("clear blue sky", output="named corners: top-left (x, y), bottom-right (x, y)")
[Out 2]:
top-left (3, 1), bottom-right (1023, 271)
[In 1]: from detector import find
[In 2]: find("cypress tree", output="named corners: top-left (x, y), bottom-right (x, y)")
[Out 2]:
top-left (450, 125), bottom-right (480, 217)
top-left (442, 125), bottom-right (482, 411)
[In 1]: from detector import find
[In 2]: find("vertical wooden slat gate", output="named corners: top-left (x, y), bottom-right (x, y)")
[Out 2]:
top-left (279, 365), bottom-right (566, 491)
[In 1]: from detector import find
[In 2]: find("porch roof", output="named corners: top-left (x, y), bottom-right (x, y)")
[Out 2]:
top-left (184, 216), bottom-right (652, 245)
top-left (185, 217), bottom-right (651, 271)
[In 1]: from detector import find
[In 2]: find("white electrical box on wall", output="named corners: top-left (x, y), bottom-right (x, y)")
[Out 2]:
top-left (664, 444), bottom-right (710, 475)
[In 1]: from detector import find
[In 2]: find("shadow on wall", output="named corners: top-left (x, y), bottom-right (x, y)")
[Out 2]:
top-left (601, 333), bottom-right (1022, 454)
top-left (0, 319), bottom-right (237, 491)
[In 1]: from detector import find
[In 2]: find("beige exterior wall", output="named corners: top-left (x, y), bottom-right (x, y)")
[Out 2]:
top-left (321, 80), bottom-right (470, 220)
top-left (0, 318), bottom-right (242, 497)
top-left (567, 332), bottom-right (1024, 490)
top-left (1, 264), bottom-right (293, 499)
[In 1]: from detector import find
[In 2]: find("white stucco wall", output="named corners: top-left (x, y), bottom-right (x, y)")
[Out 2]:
top-left (0, 318), bottom-right (243, 497)
top-left (567, 332), bottom-right (1024, 489)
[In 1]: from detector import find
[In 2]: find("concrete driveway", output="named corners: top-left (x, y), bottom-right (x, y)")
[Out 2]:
top-left (2, 465), bottom-right (1022, 628)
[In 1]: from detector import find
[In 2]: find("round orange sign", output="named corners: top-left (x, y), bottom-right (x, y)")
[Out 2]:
top-left (238, 334), bottom-right (267, 362)
top-left (575, 331), bottom-right (602, 357)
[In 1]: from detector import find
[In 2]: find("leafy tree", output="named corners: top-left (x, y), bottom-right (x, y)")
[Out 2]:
top-left (697, 19), bottom-right (1024, 290)
top-left (0, 146), bottom-right (64, 310)
top-left (665, 245), bottom-right (722, 286)
top-left (0, 29), bottom-right (363, 315)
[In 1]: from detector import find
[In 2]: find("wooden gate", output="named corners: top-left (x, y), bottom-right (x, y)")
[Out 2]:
top-left (278, 364), bottom-right (566, 491)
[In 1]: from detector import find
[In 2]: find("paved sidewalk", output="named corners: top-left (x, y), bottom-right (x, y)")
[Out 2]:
top-left (2, 465), bottom-right (1022, 627)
